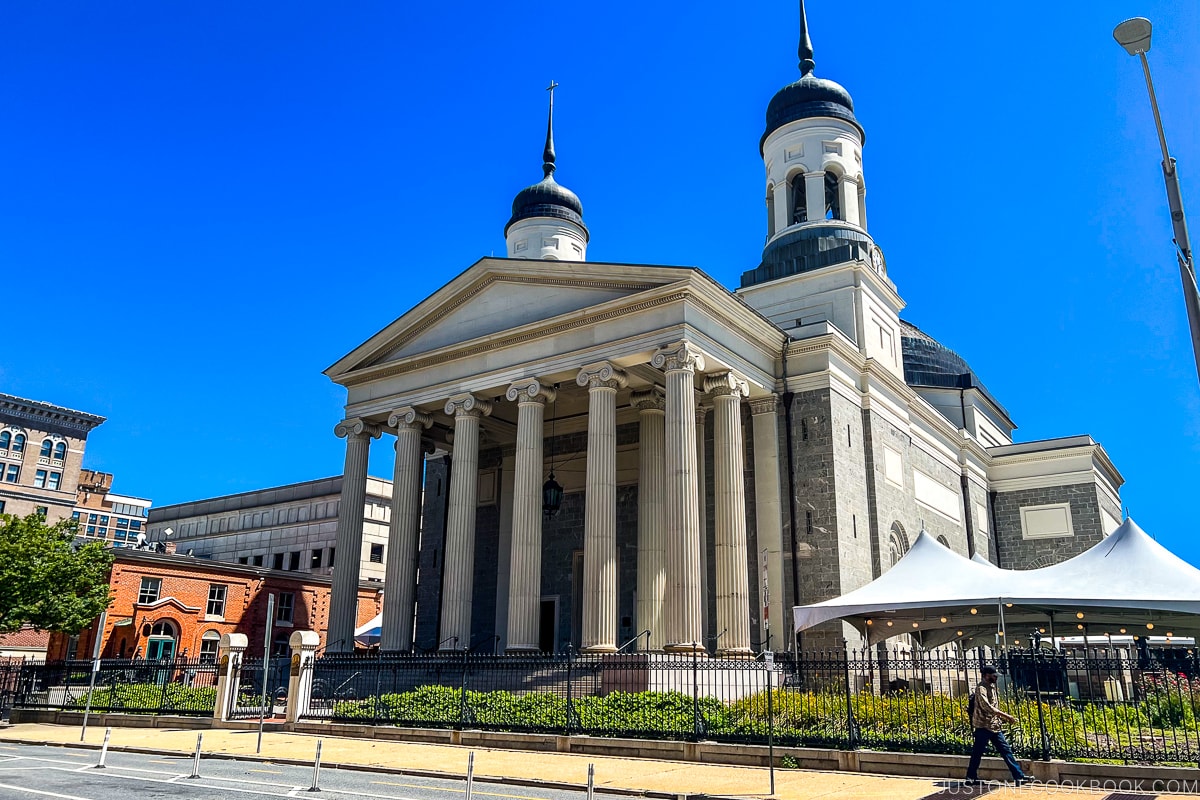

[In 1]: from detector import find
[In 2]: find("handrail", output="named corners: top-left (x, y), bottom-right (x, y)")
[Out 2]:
top-left (616, 630), bottom-right (651, 653)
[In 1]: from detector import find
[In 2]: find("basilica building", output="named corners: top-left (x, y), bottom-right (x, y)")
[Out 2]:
top-left (322, 5), bottom-right (1123, 655)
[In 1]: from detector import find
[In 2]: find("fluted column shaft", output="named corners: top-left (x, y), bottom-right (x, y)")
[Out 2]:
top-left (381, 407), bottom-right (431, 652)
top-left (505, 379), bottom-right (555, 652)
top-left (696, 403), bottom-right (710, 644)
top-left (706, 373), bottom-right (752, 657)
top-left (750, 395), bottom-right (784, 652)
top-left (329, 418), bottom-right (381, 654)
top-left (652, 342), bottom-right (705, 653)
top-left (632, 388), bottom-right (666, 651)
top-left (577, 362), bottom-right (627, 653)
top-left (439, 393), bottom-right (492, 651)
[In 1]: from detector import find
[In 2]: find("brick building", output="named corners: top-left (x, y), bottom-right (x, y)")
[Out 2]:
top-left (47, 548), bottom-right (383, 662)
top-left (0, 393), bottom-right (105, 521)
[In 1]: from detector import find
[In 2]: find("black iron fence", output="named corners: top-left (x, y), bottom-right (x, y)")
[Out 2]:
top-left (0, 657), bottom-right (218, 716)
top-left (301, 646), bottom-right (1200, 765)
top-left (226, 656), bottom-right (291, 720)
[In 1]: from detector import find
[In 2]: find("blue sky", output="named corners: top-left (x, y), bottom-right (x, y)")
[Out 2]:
top-left (2, 2), bottom-right (1198, 565)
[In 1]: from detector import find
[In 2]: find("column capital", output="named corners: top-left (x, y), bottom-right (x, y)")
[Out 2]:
top-left (445, 393), bottom-right (493, 418)
top-left (695, 399), bottom-right (710, 424)
top-left (505, 378), bottom-right (557, 404)
top-left (652, 341), bottom-right (705, 373)
top-left (577, 361), bottom-right (628, 390)
top-left (334, 418), bottom-right (382, 439)
top-left (703, 371), bottom-right (750, 399)
top-left (388, 406), bottom-right (433, 430)
top-left (748, 394), bottom-right (780, 416)
top-left (630, 386), bottom-right (666, 411)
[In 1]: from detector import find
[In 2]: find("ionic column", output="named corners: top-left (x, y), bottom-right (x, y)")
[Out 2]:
top-left (439, 393), bottom-right (493, 651)
top-left (381, 406), bottom-right (431, 652)
top-left (577, 361), bottom-right (628, 653)
top-left (328, 418), bottom-right (381, 654)
top-left (695, 402), bottom-right (710, 644)
top-left (632, 387), bottom-right (666, 651)
top-left (651, 342), bottom-right (705, 654)
top-left (505, 378), bottom-right (556, 652)
top-left (705, 372), bottom-right (752, 658)
top-left (749, 395), bottom-right (785, 652)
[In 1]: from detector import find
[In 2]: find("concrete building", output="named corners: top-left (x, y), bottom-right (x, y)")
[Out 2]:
top-left (146, 475), bottom-right (394, 582)
top-left (319, 5), bottom-right (1124, 655)
top-left (0, 393), bottom-right (105, 521)
top-left (73, 469), bottom-right (152, 548)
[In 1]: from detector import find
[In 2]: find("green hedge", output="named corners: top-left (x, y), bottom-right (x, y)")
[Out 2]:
top-left (67, 682), bottom-right (216, 713)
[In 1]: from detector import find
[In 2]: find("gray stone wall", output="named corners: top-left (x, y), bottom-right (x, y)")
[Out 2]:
top-left (469, 502), bottom-right (501, 650)
top-left (992, 482), bottom-right (1109, 569)
top-left (415, 455), bottom-right (450, 651)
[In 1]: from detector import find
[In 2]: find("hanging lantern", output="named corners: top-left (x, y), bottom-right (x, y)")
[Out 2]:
top-left (542, 472), bottom-right (563, 518)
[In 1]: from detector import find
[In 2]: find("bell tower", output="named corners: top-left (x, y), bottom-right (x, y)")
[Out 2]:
top-left (738, 0), bottom-right (904, 379)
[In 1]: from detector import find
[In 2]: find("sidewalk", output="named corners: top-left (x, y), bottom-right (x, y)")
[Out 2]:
top-left (0, 722), bottom-right (1196, 800)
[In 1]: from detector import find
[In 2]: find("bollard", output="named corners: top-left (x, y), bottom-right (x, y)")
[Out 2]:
top-left (308, 738), bottom-right (323, 792)
top-left (95, 727), bottom-right (111, 769)
top-left (188, 732), bottom-right (203, 779)
top-left (465, 751), bottom-right (475, 800)
top-left (587, 763), bottom-right (594, 800)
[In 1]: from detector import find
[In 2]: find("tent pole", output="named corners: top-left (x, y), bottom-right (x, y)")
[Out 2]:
top-left (1048, 612), bottom-right (1056, 651)
top-left (998, 599), bottom-right (1008, 656)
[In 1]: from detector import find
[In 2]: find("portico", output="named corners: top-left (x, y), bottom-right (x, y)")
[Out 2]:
top-left (323, 259), bottom-right (785, 655)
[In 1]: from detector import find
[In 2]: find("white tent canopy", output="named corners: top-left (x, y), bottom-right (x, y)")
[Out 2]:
top-left (794, 518), bottom-right (1200, 645)
top-left (354, 614), bottom-right (382, 646)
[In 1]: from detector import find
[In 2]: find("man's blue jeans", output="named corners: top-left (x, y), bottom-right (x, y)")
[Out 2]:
top-left (966, 727), bottom-right (1025, 781)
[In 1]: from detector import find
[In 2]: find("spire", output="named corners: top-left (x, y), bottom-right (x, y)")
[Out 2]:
top-left (797, 0), bottom-right (815, 76)
top-left (543, 80), bottom-right (559, 178)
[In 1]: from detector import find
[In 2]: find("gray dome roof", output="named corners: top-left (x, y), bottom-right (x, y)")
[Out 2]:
top-left (762, 74), bottom-right (862, 150)
top-left (505, 175), bottom-right (587, 237)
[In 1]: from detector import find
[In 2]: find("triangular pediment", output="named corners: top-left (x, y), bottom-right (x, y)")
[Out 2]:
top-left (327, 258), bottom-right (695, 379)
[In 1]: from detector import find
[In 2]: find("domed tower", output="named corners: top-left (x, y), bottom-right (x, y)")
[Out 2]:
top-left (738, 0), bottom-right (904, 379)
top-left (505, 83), bottom-right (589, 261)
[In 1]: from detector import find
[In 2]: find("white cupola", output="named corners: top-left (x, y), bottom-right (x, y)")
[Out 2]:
top-left (504, 83), bottom-right (589, 261)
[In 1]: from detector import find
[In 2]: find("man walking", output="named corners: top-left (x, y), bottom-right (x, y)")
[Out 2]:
top-left (965, 665), bottom-right (1031, 785)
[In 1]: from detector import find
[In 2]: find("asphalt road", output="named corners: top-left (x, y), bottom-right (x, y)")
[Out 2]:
top-left (0, 742), bottom-right (594, 800)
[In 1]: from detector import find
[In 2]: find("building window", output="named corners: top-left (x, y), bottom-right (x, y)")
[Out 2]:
top-left (48, 472), bottom-right (61, 490)
top-left (824, 170), bottom-right (841, 220)
top-left (251, 554), bottom-right (264, 567)
top-left (791, 175), bottom-right (807, 224)
top-left (276, 592), bottom-right (294, 624)
top-left (310, 549), bottom-right (322, 569)
top-left (138, 577), bottom-right (162, 604)
top-left (39, 439), bottom-right (53, 458)
top-left (369, 543), bottom-right (384, 563)
top-left (53, 442), bottom-right (66, 461)
top-left (0, 431), bottom-right (9, 449)
top-left (0, 500), bottom-right (5, 513)
top-left (35, 506), bottom-right (47, 517)
top-left (327, 547), bottom-right (335, 567)
top-left (238, 556), bottom-right (248, 565)
top-left (206, 584), bottom-right (227, 618)
top-left (287, 551), bottom-right (300, 571)
top-left (34, 470), bottom-right (47, 488)
top-left (272, 553), bottom-right (284, 571)
top-left (272, 631), bottom-right (291, 658)
top-left (887, 522), bottom-right (910, 569)
top-left (199, 631), bottom-right (220, 663)
top-left (11, 434), bottom-right (24, 453)
top-left (3, 465), bottom-right (17, 483)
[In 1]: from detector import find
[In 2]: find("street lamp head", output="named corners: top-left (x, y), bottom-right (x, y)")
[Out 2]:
top-left (1114, 17), bottom-right (1152, 56)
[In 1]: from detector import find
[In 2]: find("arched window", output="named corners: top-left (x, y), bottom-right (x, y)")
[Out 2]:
top-left (792, 176), bottom-right (808, 224)
top-left (40, 439), bottom-right (53, 458)
top-left (52, 442), bottom-right (66, 460)
top-left (0, 432), bottom-right (9, 450)
top-left (199, 630), bottom-right (221, 663)
top-left (936, 535), bottom-right (950, 549)
top-left (11, 434), bottom-right (25, 453)
top-left (146, 620), bottom-right (178, 660)
top-left (887, 522), bottom-right (909, 569)
top-left (824, 171), bottom-right (841, 220)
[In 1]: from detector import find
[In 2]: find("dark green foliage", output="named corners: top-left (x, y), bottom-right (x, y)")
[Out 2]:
top-left (68, 682), bottom-right (216, 713)
top-left (0, 513), bottom-right (112, 634)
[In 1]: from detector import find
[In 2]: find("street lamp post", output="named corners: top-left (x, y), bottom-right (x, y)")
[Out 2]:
top-left (1114, 17), bottom-right (1200, 384)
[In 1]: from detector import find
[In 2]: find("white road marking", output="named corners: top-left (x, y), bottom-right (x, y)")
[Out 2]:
top-left (0, 782), bottom-right (92, 800)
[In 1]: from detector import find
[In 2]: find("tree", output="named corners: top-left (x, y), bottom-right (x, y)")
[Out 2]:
top-left (0, 513), bottom-right (113, 634)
